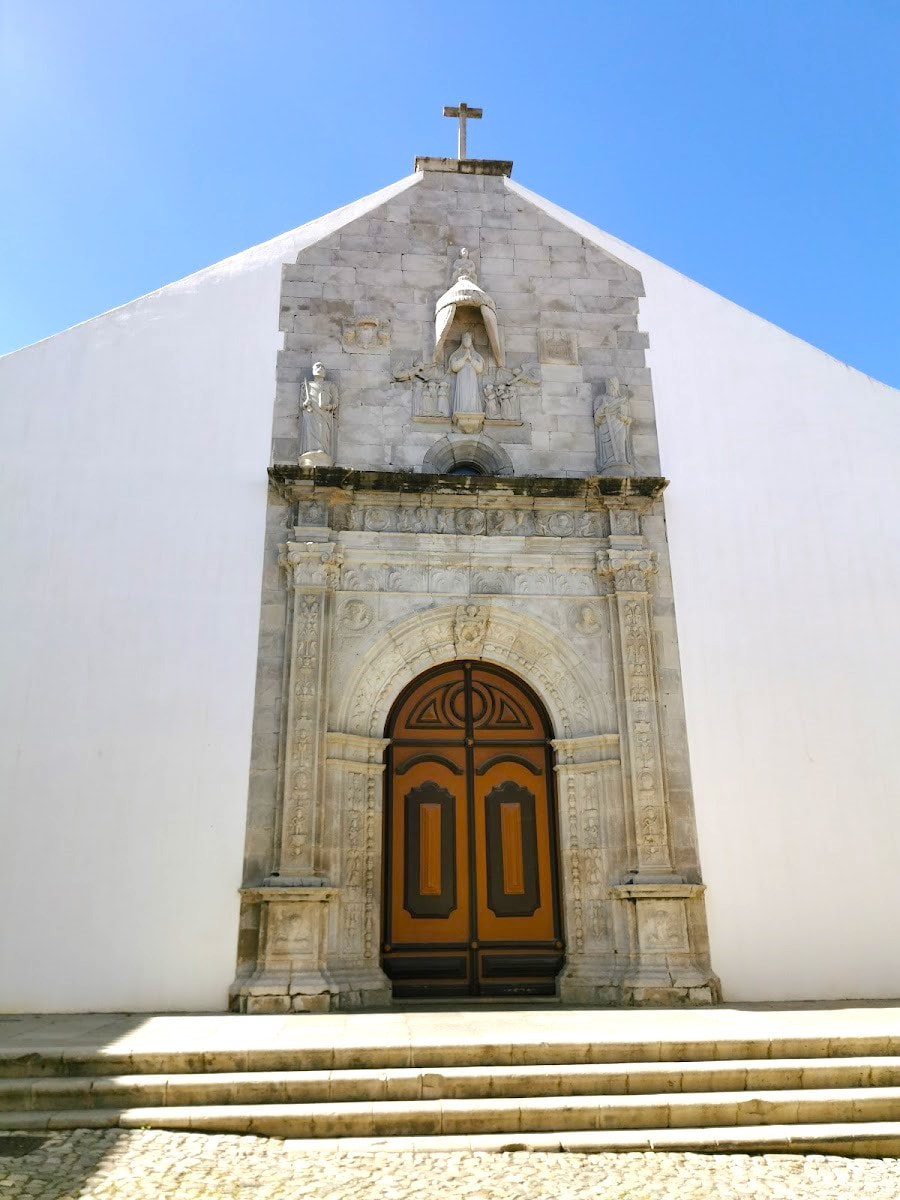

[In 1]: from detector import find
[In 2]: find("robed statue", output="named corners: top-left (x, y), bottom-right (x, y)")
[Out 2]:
top-left (299, 362), bottom-right (339, 467)
top-left (448, 332), bottom-right (485, 424)
top-left (593, 376), bottom-right (634, 475)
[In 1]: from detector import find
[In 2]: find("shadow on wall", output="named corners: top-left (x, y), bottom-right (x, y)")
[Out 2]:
top-left (0, 1013), bottom-right (162, 1197)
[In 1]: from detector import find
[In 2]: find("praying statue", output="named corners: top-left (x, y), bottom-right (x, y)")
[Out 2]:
top-left (448, 332), bottom-right (485, 432)
top-left (299, 362), bottom-right (339, 467)
top-left (593, 376), bottom-right (635, 475)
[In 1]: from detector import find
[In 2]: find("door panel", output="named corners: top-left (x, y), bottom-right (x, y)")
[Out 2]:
top-left (389, 746), bottom-right (468, 948)
top-left (382, 662), bottom-right (564, 998)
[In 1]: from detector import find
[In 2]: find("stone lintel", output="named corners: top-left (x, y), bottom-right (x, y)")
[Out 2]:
top-left (269, 465), bottom-right (667, 504)
top-left (415, 156), bottom-right (513, 176)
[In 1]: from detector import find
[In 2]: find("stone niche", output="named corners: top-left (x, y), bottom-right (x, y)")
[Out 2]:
top-left (230, 468), bottom-right (719, 1013)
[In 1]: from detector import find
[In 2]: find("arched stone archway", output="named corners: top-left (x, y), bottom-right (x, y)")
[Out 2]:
top-left (336, 600), bottom-right (612, 740)
top-left (321, 600), bottom-right (623, 1007)
top-left (421, 434), bottom-right (514, 476)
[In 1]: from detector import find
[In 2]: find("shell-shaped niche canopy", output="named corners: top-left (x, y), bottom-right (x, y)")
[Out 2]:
top-left (433, 249), bottom-right (504, 368)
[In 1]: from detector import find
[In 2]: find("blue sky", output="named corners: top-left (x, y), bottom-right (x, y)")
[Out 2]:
top-left (2, 1), bottom-right (898, 385)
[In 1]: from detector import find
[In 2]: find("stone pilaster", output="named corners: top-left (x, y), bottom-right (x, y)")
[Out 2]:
top-left (552, 734), bottom-right (622, 1004)
top-left (276, 541), bottom-right (342, 879)
top-left (599, 544), bottom-right (718, 1004)
top-left (600, 546), bottom-right (676, 882)
top-left (320, 732), bottom-right (391, 1008)
top-left (231, 541), bottom-right (344, 1013)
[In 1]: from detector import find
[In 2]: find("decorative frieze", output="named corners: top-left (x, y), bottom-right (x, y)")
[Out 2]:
top-left (337, 558), bottom-right (597, 597)
top-left (319, 501), bottom-right (610, 539)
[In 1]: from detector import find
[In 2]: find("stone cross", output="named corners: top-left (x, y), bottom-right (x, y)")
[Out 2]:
top-left (442, 102), bottom-right (482, 160)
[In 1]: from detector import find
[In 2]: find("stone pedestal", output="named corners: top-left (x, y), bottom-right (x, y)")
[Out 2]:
top-left (233, 886), bottom-right (336, 1013)
top-left (611, 883), bottom-right (718, 1005)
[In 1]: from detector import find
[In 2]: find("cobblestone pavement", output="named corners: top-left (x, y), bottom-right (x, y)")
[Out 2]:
top-left (1, 1130), bottom-right (899, 1199)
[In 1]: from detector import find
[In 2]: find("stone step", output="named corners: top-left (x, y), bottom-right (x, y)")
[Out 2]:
top-left (279, 1122), bottom-right (900, 1157)
top-left (3, 1086), bottom-right (900, 1137)
top-left (2, 1057), bottom-right (899, 1111)
top-left (3, 1034), bottom-right (899, 1078)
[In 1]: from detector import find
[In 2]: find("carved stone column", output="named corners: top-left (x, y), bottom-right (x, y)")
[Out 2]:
top-left (232, 541), bottom-right (344, 1013)
top-left (599, 545), bottom-right (718, 1004)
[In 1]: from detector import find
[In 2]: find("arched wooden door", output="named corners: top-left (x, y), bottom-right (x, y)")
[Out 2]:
top-left (382, 661), bottom-right (565, 999)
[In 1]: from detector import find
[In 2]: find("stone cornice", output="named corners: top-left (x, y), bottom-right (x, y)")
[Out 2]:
top-left (610, 882), bottom-right (705, 900)
top-left (415, 156), bottom-right (514, 176)
top-left (269, 465), bottom-right (667, 505)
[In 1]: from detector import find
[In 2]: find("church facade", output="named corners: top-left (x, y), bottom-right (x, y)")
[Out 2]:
top-left (231, 156), bottom-right (718, 1012)
top-left (3, 141), bottom-right (899, 1015)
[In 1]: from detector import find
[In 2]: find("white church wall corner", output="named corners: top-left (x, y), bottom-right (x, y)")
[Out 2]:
top-left (232, 164), bottom-right (718, 1012)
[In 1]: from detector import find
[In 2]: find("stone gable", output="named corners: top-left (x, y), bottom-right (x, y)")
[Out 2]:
top-left (273, 169), bottom-right (657, 479)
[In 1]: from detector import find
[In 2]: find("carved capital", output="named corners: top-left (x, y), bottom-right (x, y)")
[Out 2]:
top-left (596, 548), bottom-right (656, 593)
top-left (283, 541), bottom-right (344, 590)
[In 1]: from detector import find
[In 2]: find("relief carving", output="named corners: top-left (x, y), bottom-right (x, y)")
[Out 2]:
top-left (538, 328), bottom-right (579, 366)
top-left (593, 377), bottom-right (634, 476)
top-left (344, 771), bottom-right (365, 889)
top-left (342, 316), bottom-right (390, 352)
top-left (573, 605), bottom-right (603, 636)
top-left (638, 901), bottom-right (689, 952)
top-left (393, 359), bottom-right (451, 420)
top-left (340, 599), bottom-right (373, 632)
top-left (286, 595), bottom-right (322, 861)
top-left (483, 361), bottom-right (540, 424)
top-left (453, 603), bottom-right (490, 657)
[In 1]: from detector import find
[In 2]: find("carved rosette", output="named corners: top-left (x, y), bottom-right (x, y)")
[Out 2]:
top-left (597, 548), bottom-right (673, 876)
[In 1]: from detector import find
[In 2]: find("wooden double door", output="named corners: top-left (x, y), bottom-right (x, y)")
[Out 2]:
top-left (382, 662), bottom-right (565, 998)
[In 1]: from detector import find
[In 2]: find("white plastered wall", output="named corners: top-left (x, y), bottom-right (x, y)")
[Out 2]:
top-left (2, 167), bottom-right (898, 1010)
top-left (0, 175), bottom-right (419, 1011)
top-left (512, 180), bottom-right (900, 1001)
